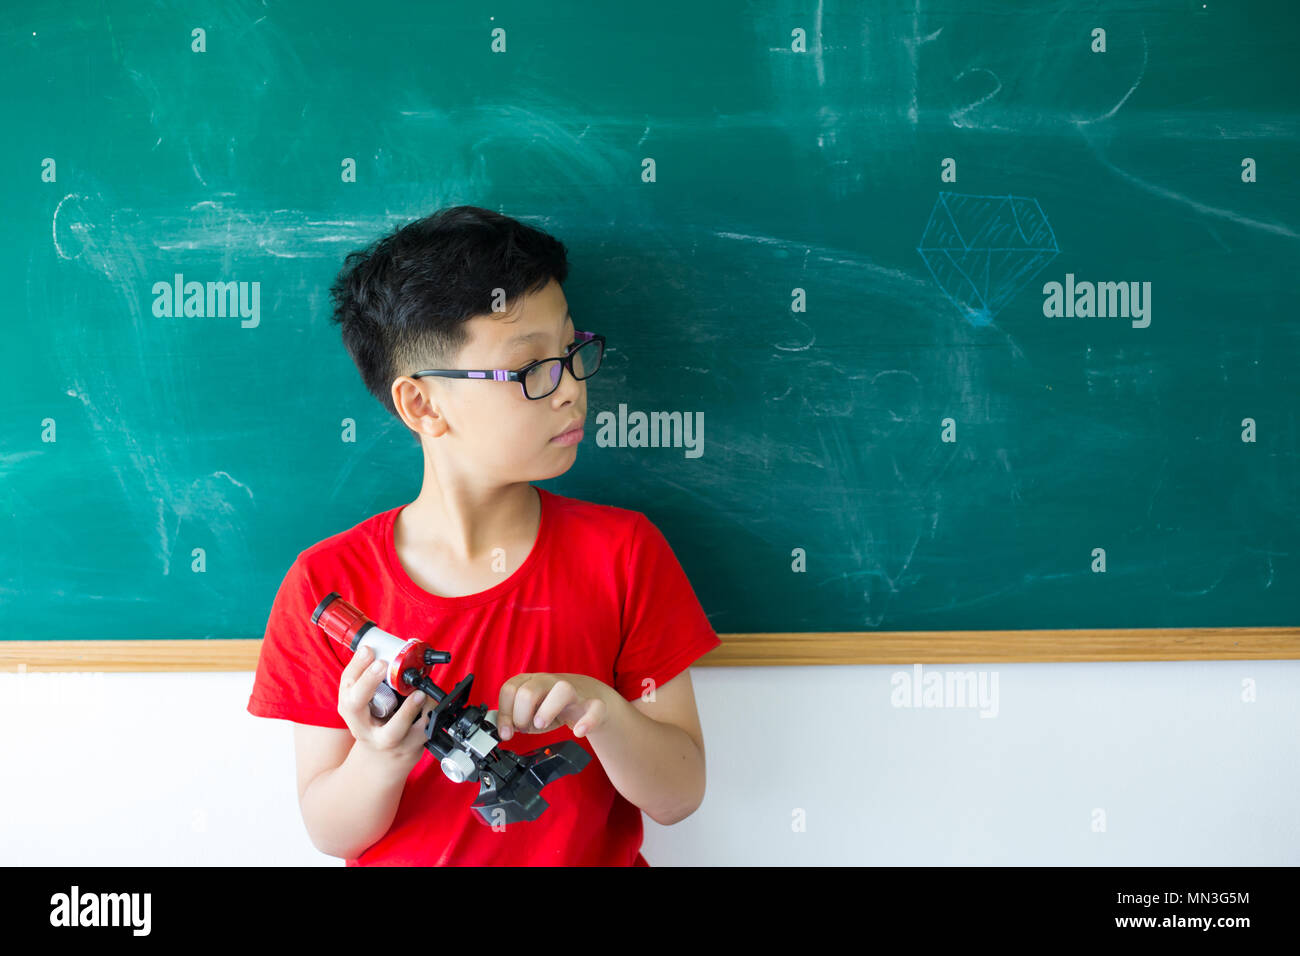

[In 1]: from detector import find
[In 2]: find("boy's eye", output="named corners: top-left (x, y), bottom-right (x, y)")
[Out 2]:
top-left (537, 342), bottom-right (578, 361)
top-left (517, 343), bottom-right (577, 367)
top-left (520, 340), bottom-right (577, 361)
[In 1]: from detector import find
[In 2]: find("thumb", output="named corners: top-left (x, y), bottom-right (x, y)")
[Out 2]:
top-left (405, 696), bottom-right (432, 739)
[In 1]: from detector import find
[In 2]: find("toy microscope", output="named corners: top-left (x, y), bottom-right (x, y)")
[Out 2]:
top-left (310, 591), bottom-right (590, 826)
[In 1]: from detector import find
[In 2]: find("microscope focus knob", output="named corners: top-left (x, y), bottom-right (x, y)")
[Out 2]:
top-left (441, 749), bottom-right (477, 783)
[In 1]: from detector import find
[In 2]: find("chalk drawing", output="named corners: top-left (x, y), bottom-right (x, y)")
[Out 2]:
top-left (917, 192), bottom-right (1060, 327)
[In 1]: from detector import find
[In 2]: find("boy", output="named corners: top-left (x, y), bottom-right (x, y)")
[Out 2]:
top-left (246, 205), bottom-right (721, 865)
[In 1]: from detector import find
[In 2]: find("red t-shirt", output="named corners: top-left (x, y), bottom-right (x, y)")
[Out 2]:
top-left (246, 484), bottom-right (721, 866)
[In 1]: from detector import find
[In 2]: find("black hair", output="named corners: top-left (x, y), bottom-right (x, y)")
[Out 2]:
top-left (327, 205), bottom-right (570, 427)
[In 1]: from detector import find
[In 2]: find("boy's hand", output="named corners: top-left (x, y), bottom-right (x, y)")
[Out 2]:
top-left (337, 644), bottom-right (431, 765)
top-left (496, 673), bottom-right (609, 741)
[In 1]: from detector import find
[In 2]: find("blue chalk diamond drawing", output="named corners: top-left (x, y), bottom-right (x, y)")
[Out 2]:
top-left (917, 192), bottom-right (1059, 327)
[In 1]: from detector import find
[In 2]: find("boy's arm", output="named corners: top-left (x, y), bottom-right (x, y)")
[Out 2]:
top-left (577, 671), bottom-right (708, 826)
top-left (298, 735), bottom-right (420, 859)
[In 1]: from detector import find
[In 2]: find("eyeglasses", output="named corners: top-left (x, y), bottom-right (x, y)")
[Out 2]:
top-left (411, 330), bottom-right (606, 401)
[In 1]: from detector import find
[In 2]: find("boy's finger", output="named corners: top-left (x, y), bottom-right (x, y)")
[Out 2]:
top-left (379, 690), bottom-right (426, 745)
top-left (497, 678), bottom-right (523, 738)
top-left (574, 698), bottom-right (604, 736)
top-left (532, 681), bottom-right (578, 730)
top-left (508, 677), bottom-right (551, 735)
top-left (397, 689), bottom-right (427, 730)
top-left (406, 697), bottom-right (433, 738)
top-left (351, 659), bottom-right (388, 709)
top-left (364, 658), bottom-right (388, 689)
top-left (340, 646), bottom-right (373, 690)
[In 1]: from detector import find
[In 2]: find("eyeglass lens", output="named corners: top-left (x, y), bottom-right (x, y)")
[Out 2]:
top-left (523, 337), bottom-right (603, 399)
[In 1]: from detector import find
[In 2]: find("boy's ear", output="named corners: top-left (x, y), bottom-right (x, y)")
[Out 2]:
top-left (392, 376), bottom-right (451, 441)
top-left (391, 375), bottom-right (424, 434)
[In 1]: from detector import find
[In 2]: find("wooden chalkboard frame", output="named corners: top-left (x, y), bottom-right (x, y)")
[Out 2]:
top-left (0, 627), bottom-right (1295, 671)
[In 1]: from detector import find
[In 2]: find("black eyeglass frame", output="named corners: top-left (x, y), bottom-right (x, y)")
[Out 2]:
top-left (410, 330), bottom-right (606, 401)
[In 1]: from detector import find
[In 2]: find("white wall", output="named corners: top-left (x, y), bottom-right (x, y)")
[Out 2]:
top-left (2, 660), bottom-right (1296, 865)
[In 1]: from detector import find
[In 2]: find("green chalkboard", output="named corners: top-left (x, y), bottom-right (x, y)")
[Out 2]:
top-left (3, 0), bottom-right (1297, 641)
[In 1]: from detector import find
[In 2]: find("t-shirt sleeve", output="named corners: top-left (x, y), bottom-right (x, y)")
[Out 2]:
top-left (246, 553), bottom-right (350, 729)
top-left (612, 513), bottom-right (722, 703)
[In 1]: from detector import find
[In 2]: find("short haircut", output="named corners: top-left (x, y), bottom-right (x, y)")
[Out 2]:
top-left (328, 205), bottom-right (570, 427)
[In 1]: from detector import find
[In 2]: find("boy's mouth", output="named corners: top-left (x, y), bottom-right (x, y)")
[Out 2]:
top-left (551, 421), bottom-right (584, 444)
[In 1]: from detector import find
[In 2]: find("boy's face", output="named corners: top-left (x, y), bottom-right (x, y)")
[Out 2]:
top-left (396, 277), bottom-right (587, 483)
